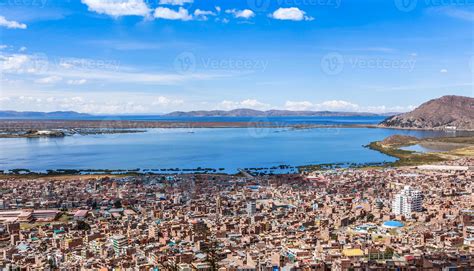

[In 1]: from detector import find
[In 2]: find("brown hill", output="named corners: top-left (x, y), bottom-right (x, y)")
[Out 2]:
top-left (380, 135), bottom-right (419, 146)
top-left (379, 95), bottom-right (474, 130)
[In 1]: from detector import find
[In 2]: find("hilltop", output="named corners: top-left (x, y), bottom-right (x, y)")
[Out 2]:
top-left (379, 95), bottom-right (474, 130)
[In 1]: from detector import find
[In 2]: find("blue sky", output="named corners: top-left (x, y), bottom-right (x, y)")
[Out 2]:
top-left (0, 0), bottom-right (473, 114)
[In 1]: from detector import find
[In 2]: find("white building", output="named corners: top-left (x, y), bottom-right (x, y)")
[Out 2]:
top-left (247, 200), bottom-right (256, 216)
top-left (392, 186), bottom-right (423, 216)
top-left (111, 235), bottom-right (128, 255)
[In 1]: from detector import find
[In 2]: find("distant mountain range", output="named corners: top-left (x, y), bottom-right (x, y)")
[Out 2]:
top-left (379, 95), bottom-right (474, 130)
top-left (1, 95), bottom-right (471, 130)
top-left (164, 109), bottom-right (395, 117)
top-left (0, 111), bottom-right (91, 118)
top-left (0, 109), bottom-right (396, 118)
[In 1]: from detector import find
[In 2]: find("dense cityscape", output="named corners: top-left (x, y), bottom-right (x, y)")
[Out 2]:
top-left (2, 0), bottom-right (474, 270)
top-left (0, 158), bottom-right (472, 270)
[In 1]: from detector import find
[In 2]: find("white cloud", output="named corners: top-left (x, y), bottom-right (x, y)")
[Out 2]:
top-left (430, 7), bottom-right (474, 22)
top-left (440, 69), bottom-right (448, 73)
top-left (152, 96), bottom-right (184, 107)
top-left (67, 79), bottom-right (87, 85)
top-left (194, 9), bottom-right (215, 16)
top-left (41, 96), bottom-right (145, 114)
top-left (270, 7), bottom-right (313, 21)
top-left (194, 9), bottom-right (216, 20)
top-left (284, 100), bottom-right (358, 111)
top-left (226, 9), bottom-right (255, 19)
top-left (81, 0), bottom-right (150, 17)
top-left (219, 99), bottom-right (270, 110)
top-left (159, 0), bottom-right (193, 6)
top-left (54, 68), bottom-right (217, 84)
top-left (1, 51), bottom-right (226, 86)
top-left (284, 101), bottom-right (314, 111)
top-left (318, 100), bottom-right (359, 111)
top-left (154, 7), bottom-right (193, 21)
top-left (363, 105), bottom-right (416, 113)
top-left (19, 46), bottom-right (27, 52)
top-left (217, 99), bottom-right (411, 113)
top-left (59, 62), bottom-right (73, 69)
top-left (0, 45), bottom-right (7, 50)
top-left (35, 76), bottom-right (62, 84)
top-left (0, 94), bottom-right (183, 114)
top-left (0, 54), bottom-right (47, 73)
top-left (0, 90), bottom-right (417, 114)
top-left (240, 99), bottom-right (268, 108)
top-left (1, 54), bottom-right (30, 71)
top-left (284, 100), bottom-right (414, 113)
top-left (0, 16), bottom-right (27, 29)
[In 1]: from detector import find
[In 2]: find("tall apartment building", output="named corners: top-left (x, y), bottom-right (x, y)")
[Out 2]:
top-left (392, 186), bottom-right (423, 216)
top-left (110, 235), bottom-right (128, 255)
top-left (247, 200), bottom-right (257, 216)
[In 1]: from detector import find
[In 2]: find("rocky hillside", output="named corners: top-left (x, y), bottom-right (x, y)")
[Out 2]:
top-left (379, 135), bottom-right (419, 146)
top-left (379, 95), bottom-right (474, 130)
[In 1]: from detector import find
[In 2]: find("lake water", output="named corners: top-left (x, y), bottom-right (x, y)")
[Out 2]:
top-left (400, 144), bottom-right (445, 153)
top-left (0, 119), bottom-right (464, 173)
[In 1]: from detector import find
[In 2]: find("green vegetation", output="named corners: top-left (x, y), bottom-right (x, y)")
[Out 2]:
top-left (367, 141), bottom-right (445, 166)
top-left (367, 135), bottom-right (474, 167)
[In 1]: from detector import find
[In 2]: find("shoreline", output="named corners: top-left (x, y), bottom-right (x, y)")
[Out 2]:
top-left (0, 120), bottom-right (472, 176)
top-left (376, 125), bottom-right (474, 132)
top-left (0, 119), bottom-right (472, 130)
top-left (0, 119), bottom-right (379, 129)
top-left (2, 135), bottom-right (472, 176)
top-left (0, 119), bottom-right (378, 138)
top-left (1, 119), bottom-right (473, 139)
top-left (367, 135), bottom-right (474, 167)
top-left (0, 161), bottom-right (389, 177)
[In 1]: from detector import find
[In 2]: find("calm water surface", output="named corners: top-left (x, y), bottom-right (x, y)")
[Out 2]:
top-left (0, 126), bottom-right (462, 173)
top-left (400, 144), bottom-right (444, 153)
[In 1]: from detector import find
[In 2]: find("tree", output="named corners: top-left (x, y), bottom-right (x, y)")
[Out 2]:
top-left (384, 247), bottom-right (394, 259)
top-left (113, 199), bottom-right (122, 208)
top-left (76, 220), bottom-right (91, 231)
